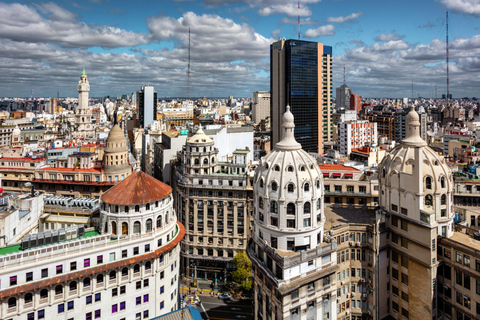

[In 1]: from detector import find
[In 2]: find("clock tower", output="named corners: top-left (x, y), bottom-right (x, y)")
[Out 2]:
top-left (74, 69), bottom-right (94, 139)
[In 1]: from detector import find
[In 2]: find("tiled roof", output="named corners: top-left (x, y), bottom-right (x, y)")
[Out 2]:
top-left (39, 167), bottom-right (103, 172)
top-left (101, 171), bottom-right (171, 205)
top-left (318, 163), bottom-right (361, 172)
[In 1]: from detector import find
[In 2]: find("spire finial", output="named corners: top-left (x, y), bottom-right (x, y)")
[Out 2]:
top-left (275, 105), bottom-right (301, 151)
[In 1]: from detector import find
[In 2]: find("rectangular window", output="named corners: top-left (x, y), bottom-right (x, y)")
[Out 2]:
top-left (86, 312), bottom-right (92, 320)
top-left (67, 301), bottom-right (74, 310)
top-left (86, 296), bottom-right (92, 305)
top-left (84, 258), bottom-right (90, 268)
top-left (122, 250), bottom-right (127, 258)
top-left (144, 279), bottom-right (149, 287)
top-left (26, 272), bottom-right (33, 282)
top-left (401, 273), bottom-right (408, 285)
top-left (95, 293), bottom-right (101, 302)
top-left (38, 310), bottom-right (45, 319)
top-left (392, 268), bottom-right (398, 280)
top-left (134, 247), bottom-right (139, 255)
top-left (160, 286), bottom-right (164, 294)
top-left (160, 301), bottom-right (164, 309)
top-left (70, 262), bottom-right (77, 271)
top-left (145, 244), bottom-right (150, 252)
top-left (120, 285), bottom-right (126, 294)
top-left (109, 252), bottom-right (115, 261)
top-left (10, 276), bottom-right (17, 286)
top-left (94, 310), bottom-right (101, 319)
top-left (58, 304), bottom-right (65, 313)
top-left (143, 294), bottom-right (149, 303)
top-left (143, 310), bottom-right (149, 319)
top-left (391, 204), bottom-right (398, 212)
top-left (401, 207), bottom-right (407, 215)
top-left (112, 288), bottom-right (118, 297)
top-left (97, 255), bottom-right (103, 264)
top-left (136, 297), bottom-right (141, 305)
top-left (56, 265), bottom-right (63, 274)
top-left (112, 304), bottom-right (118, 313)
top-left (401, 220), bottom-right (408, 231)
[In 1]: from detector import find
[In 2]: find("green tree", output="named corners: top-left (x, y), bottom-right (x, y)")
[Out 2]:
top-left (232, 251), bottom-right (252, 291)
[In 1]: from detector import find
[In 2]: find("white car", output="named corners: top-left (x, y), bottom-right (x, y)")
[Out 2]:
top-left (218, 293), bottom-right (232, 300)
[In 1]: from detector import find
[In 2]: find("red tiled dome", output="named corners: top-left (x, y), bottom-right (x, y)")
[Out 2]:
top-left (101, 171), bottom-right (172, 205)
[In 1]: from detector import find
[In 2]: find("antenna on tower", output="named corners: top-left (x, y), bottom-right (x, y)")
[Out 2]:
top-left (435, 84), bottom-right (437, 99)
top-left (411, 80), bottom-right (413, 102)
top-left (446, 11), bottom-right (450, 103)
top-left (343, 64), bottom-right (346, 85)
top-left (298, 1), bottom-right (301, 39)
top-left (187, 27), bottom-right (191, 100)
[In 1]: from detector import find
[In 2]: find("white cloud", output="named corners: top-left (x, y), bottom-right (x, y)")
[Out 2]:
top-left (259, 3), bottom-right (311, 17)
top-left (326, 11), bottom-right (363, 23)
top-left (375, 32), bottom-right (405, 42)
top-left (439, 0), bottom-right (480, 16)
top-left (0, 3), bottom-right (150, 48)
top-left (304, 25), bottom-right (335, 38)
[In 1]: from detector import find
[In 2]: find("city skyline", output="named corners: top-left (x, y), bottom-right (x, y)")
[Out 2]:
top-left (1, 0), bottom-right (480, 98)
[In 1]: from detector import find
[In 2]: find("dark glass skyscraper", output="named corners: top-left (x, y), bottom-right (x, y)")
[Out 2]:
top-left (270, 39), bottom-right (333, 154)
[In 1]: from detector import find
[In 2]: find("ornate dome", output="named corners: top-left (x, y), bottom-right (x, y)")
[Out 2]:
top-left (105, 124), bottom-right (127, 146)
top-left (186, 125), bottom-right (213, 144)
top-left (101, 170), bottom-right (171, 205)
top-left (378, 106), bottom-right (454, 237)
top-left (12, 125), bottom-right (21, 136)
top-left (253, 106), bottom-right (324, 252)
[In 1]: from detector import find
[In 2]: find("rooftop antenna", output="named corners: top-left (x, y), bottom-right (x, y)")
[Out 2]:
top-left (446, 11), bottom-right (450, 103)
top-left (187, 27), bottom-right (191, 100)
top-left (435, 85), bottom-right (437, 99)
top-left (297, 1), bottom-right (301, 39)
top-left (411, 80), bottom-right (413, 102)
top-left (343, 64), bottom-right (346, 85)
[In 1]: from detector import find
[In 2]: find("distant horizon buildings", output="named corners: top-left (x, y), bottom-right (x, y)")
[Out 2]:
top-left (252, 91), bottom-right (270, 124)
top-left (270, 39), bottom-right (333, 155)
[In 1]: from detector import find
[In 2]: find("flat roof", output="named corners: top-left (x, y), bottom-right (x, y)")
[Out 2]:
top-left (449, 231), bottom-right (480, 251)
top-left (324, 205), bottom-right (376, 230)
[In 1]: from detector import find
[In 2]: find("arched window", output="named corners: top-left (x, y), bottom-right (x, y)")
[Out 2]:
top-left (111, 221), bottom-right (117, 235)
top-left (122, 222), bottom-right (128, 236)
top-left (287, 203), bottom-right (295, 215)
top-left (317, 180), bottom-right (320, 188)
top-left (425, 176), bottom-right (432, 189)
top-left (55, 285), bottom-right (63, 295)
top-left (135, 205), bottom-right (140, 213)
top-left (274, 165), bottom-right (280, 171)
top-left (194, 158), bottom-right (200, 165)
top-left (259, 197), bottom-right (264, 209)
top-left (8, 297), bottom-right (16, 308)
top-left (134, 221), bottom-right (141, 234)
top-left (300, 165), bottom-right (306, 171)
top-left (109, 271), bottom-right (116, 280)
top-left (146, 203), bottom-right (150, 211)
top-left (287, 166), bottom-right (294, 172)
top-left (69, 281), bottom-right (77, 291)
top-left (203, 158), bottom-right (208, 164)
top-left (212, 157), bottom-right (215, 163)
top-left (288, 183), bottom-right (295, 193)
top-left (441, 194), bottom-right (447, 205)
top-left (271, 182), bottom-right (278, 191)
top-left (157, 216), bottom-right (163, 228)
top-left (382, 168), bottom-right (386, 178)
top-left (304, 202), bottom-right (311, 214)
top-left (145, 261), bottom-right (152, 270)
top-left (83, 277), bottom-right (91, 287)
top-left (165, 213), bottom-right (169, 222)
top-left (97, 274), bottom-right (104, 284)
top-left (134, 264), bottom-right (140, 273)
top-left (146, 219), bottom-right (152, 232)
top-left (122, 268), bottom-right (128, 277)
top-left (24, 293), bottom-right (33, 304)
top-left (270, 201), bottom-right (278, 213)
top-left (425, 194), bottom-right (433, 206)
top-left (304, 183), bottom-right (310, 192)
top-left (259, 179), bottom-right (264, 188)
top-left (40, 289), bottom-right (48, 299)
top-left (441, 176), bottom-right (446, 188)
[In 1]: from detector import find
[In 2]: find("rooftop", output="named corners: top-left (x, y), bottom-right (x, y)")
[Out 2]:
top-left (324, 205), bottom-right (376, 231)
top-left (101, 170), bottom-right (171, 205)
top-left (319, 163), bottom-right (362, 172)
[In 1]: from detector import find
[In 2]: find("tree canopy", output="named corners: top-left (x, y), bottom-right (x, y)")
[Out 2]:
top-left (232, 251), bottom-right (252, 291)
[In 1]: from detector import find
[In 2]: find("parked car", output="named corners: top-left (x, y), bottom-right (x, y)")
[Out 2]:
top-left (242, 291), bottom-right (253, 298)
top-left (218, 293), bottom-right (232, 300)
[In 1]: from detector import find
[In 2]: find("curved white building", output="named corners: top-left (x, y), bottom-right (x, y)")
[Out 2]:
top-left (0, 170), bottom-right (184, 320)
top-left (248, 106), bottom-right (337, 320)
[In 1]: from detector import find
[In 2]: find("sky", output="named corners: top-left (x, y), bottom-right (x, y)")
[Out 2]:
top-left (1, 0), bottom-right (480, 99)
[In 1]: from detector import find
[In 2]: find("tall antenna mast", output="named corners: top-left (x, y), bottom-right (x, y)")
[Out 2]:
top-left (411, 80), bottom-right (413, 102)
top-left (435, 85), bottom-right (437, 99)
top-left (298, 1), bottom-right (301, 39)
top-left (187, 27), bottom-right (191, 100)
top-left (343, 64), bottom-right (346, 85)
top-left (446, 11), bottom-right (449, 102)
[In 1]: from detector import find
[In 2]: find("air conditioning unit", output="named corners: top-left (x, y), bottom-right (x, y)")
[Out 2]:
top-left (356, 242), bottom-right (361, 246)
top-left (346, 311), bottom-right (350, 315)
top-left (349, 241), bottom-right (354, 246)
top-left (351, 292), bottom-right (356, 297)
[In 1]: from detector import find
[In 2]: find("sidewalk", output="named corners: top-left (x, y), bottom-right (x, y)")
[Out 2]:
top-left (180, 277), bottom-right (226, 296)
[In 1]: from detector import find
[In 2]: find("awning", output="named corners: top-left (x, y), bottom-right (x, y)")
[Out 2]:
top-left (333, 173), bottom-right (341, 177)
top-left (323, 172), bottom-right (329, 176)
top-left (344, 173), bottom-right (353, 177)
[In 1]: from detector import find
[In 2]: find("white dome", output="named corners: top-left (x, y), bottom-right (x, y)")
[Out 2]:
top-left (12, 125), bottom-right (21, 136)
top-left (253, 107), bottom-right (324, 252)
top-left (186, 125), bottom-right (213, 144)
top-left (378, 107), bottom-right (454, 237)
